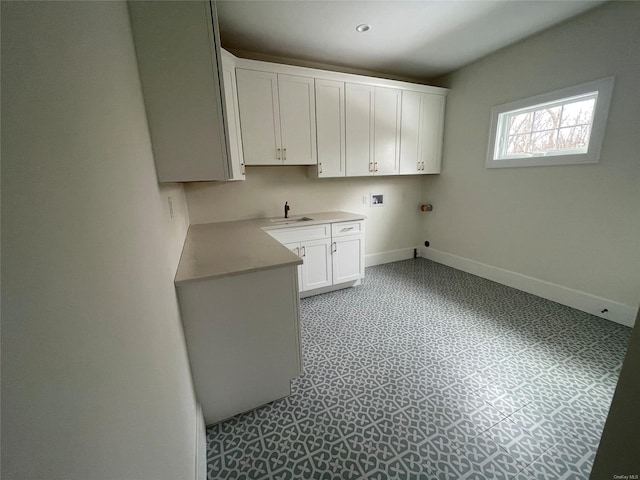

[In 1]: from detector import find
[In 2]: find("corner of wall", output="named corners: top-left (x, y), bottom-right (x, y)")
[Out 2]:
top-left (424, 2), bottom-right (640, 317)
top-left (419, 247), bottom-right (637, 327)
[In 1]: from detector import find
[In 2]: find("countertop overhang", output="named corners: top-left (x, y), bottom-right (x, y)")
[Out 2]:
top-left (175, 211), bottom-right (366, 286)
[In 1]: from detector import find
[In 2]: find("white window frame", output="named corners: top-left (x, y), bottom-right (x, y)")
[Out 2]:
top-left (486, 77), bottom-right (614, 168)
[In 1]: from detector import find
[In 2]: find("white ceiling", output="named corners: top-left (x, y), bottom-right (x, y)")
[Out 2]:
top-left (217, 0), bottom-right (605, 81)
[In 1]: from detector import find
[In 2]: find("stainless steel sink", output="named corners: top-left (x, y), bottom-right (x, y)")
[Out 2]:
top-left (269, 216), bottom-right (313, 224)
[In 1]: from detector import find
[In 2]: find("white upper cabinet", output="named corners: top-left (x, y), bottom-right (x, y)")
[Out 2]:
top-left (400, 91), bottom-right (446, 175)
top-left (278, 75), bottom-right (317, 165)
top-left (128, 1), bottom-right (236, 183)
top-left (345, 83), bottom-right (375, 176)
top-left (314, 79), bottom-right (346, 178)
top-left (373, 87), bottom-right (402, 176)
top-left (232, 57), bottom-right (448, 176)
top-left (221, 51), bottom-right (246, 180)
top-left (400, 90), bottom-right (423, 175)
top-left (236, 69), bottom-right (316, 165)
top-left (421, 93), bottom-right (446, 174)
top-left (235, 70), bottom-right (282, 165)
top-left (345, 84), bottom-right (402, 176)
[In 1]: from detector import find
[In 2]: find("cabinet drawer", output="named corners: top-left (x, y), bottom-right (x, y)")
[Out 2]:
top-left (331, 221), bottom-right (363, 237)
top-left (266, 224), bottom-right (330, 244)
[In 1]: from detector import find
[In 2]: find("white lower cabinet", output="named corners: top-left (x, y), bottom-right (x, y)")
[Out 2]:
top-left (284, 242), bottom-right (303, 291)
top-left (332, 235), bottom-right (364, 284)
top-left (285, 238), bottom-right (332, 292)
top-left (267, 219), bottom-right (365, 297)
top-left (177, 265), bottom-right (301, 425)
top-left (331, 220), bottom-right (365, 284)
top-left (300, 238), bottom-right (333, 291)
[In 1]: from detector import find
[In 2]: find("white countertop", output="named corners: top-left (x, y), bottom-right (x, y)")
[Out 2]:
top-left (175, 211), bottom-right (366, 285)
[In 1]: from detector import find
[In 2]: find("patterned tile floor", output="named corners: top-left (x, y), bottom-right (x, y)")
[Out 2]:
top-left (207, 259), bottom-right (631, 479)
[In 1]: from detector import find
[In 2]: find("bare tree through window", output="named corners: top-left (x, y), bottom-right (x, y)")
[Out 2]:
top-left (504, 96), bottom-right (595, 156)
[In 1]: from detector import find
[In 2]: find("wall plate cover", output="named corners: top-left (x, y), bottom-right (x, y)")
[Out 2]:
top-left (370, 193), bottom-right (384, 207)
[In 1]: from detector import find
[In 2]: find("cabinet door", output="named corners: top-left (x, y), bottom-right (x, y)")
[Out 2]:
top-left (421, 94), bottom-right (446, 174)
top-left (374, 87), bottom-right (401, 175)
top-left (221, 52), bottom-right (245, 180)
top-left (284, 242), bottom-right (303, 292)
top-left (332, 235), bottom-right (364, 284)
top-left (345, 83), bottom-right (375, 177)
top-left (300, 238), bottom-right (332, 291)
top-left (399, 90), bottom-right (423, 175)
top-left (278, 75), bottom-right (317, 165)
top-left (236, 69), bottom-right (282, 165)
top-left (315, 79), bottom-right (345, 177)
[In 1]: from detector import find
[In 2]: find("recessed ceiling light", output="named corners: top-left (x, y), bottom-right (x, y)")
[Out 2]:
top-left (355, 24), bottom-right (371, 33)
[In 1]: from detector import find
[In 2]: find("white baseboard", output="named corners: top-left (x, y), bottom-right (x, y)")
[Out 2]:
top-left (366, 248), bottom-right (416, 267)
top-left (419, 247), bottom-right (637, 328)
top-left (195, 403), bottom-right (206, 480)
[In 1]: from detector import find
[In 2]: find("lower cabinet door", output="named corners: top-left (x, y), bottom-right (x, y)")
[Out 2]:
top-left (332, 235), bottom-right (364, 284)
top-left (300, 238), bottom-right (332, 291)
top-left (284, 242), bottom-right (303, 292)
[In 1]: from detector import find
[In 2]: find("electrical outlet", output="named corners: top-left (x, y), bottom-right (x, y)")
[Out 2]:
top-left (362, 195), bottom-right (368, 205)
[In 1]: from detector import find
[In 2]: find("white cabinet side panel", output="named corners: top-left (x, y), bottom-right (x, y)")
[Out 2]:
top-left (128, 1), bottom-right (229, 182)
top-left (177, 266), bottom-right (300, 425)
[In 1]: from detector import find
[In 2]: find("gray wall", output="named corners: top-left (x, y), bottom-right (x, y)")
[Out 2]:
top-left (1, 2), bottom-right (196, 479)
top-left (422, 2), bottom-right (640, 311)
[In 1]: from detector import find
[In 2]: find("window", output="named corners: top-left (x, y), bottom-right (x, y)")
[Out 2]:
top-left (486, 77), bottom-right (614, 168)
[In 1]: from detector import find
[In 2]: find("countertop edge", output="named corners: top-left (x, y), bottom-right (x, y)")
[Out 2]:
top-left (175, 257), bottom-right (304, 286)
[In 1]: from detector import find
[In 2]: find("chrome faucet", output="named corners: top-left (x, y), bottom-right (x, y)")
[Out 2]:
top-left (284, 201), bottom-right (290, 219)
